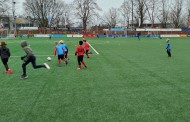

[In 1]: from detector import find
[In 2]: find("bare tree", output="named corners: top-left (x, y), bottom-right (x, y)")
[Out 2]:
top-left (170, 0), bottom-right (184, 28)
top-left (73, 0), bottom-right (101, 32)
top-left (133, 0), bottom-right (147, 28)
top-left (184, 0), bottom-right (190, 27)
top-left (119, 0), bottom-right (131, 28)
top-left (0, 0), bottom-right (11, 16)
top-left (23, 0), bottom-right (68, 27)
top-left (156, 0), bottom-right (170, 28)
top-left (145, 0), bottom-right (159, 28)
top-left (101, 7), bottom-right (120, 29)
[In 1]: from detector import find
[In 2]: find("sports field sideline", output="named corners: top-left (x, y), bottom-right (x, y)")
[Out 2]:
top-left (0, 37), bottom-right (190, 122)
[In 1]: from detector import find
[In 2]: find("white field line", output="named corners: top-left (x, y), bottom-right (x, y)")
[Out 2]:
top-left (88, 42), bottom-right (99, 55)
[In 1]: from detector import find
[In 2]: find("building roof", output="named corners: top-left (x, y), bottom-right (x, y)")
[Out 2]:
top-left (16, 18), bottom-right (29, 24)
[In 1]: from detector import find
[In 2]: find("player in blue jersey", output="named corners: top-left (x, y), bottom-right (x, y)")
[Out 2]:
top-left (54, 41), bottom-right (68, 65)
top-left (166, 38), bottom-right (171, 57)
top-left (59, 40), bottom-right (69, 60)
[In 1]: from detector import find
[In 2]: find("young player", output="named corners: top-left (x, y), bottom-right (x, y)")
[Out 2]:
top-left (0, 41), bottom-right (12, 74)
top-left (54, 41), bottom-right (68, 65)
top-left (83, 39), bottom-right (92, 58)
top-left (59, 40), bottom-right (69, 60)
top-left (75, 40), bottom-right (87, 70)
top-left (137, 32), bottom-right (141, 40)
top-left (20, 40), bottom-right (50, 79)
top-left (166, 38), bottom-right (171, 57)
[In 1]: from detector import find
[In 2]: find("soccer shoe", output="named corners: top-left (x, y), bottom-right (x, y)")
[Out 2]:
top-left (44, 63), bottom-right (50, 69)
top-left (21, 74), bottom-right (28, 79)
top-left (6, 69), bottom-right (13, 74)
top-left (77, 68), bottom-right (81, 70)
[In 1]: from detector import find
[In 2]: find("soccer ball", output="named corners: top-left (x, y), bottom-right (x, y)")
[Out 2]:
top-left (47, 57), bottom-right (52, 61)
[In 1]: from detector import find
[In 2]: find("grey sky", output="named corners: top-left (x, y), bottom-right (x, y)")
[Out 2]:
top-left (16, 0), bottom-right (124, 15)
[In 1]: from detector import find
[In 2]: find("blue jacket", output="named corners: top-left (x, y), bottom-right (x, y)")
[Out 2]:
top-left (166, 42), bottom-right (171, 50)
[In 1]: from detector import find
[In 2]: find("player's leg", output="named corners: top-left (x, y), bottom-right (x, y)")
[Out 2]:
top-left (168, 50), bottom-right (171, 57)
top-left (58, 55), bottom-right (61, 64)
top-left (86, 50), bottom-right (89, 58)
top-left (21, 57), bottom-right (31, 79)
top-left (2, 58), bottom-right (9, 71)
top-left (61, 54), bottom-right (68, 64)
top-left (2, 58), bottom-right (12, 73)
top-left (30, 56), bottom-right (45, 69)
top-left (77, 56), bottom-right (82, 69)
top-left (167, 50), bottom-right (171, 57)
top-left (65, 51), bottom-right (68, 59)
top-left (81, 55), bottom-right (87, 68)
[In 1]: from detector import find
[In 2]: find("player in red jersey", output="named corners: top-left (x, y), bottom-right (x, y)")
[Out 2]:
top-left (83, 39), bottom-right (92, 58)
top-left (75, 41), bottom-right (87, 70)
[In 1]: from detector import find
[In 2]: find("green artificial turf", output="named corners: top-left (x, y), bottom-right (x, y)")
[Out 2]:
top-left (0, 37), bottom-right (190, 122)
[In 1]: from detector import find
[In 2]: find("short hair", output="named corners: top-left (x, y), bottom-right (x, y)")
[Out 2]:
top-left (0, 41), bottom-right (7, 46)
top-left (79, 41), bottom-right (83, 45)
top-left (59, 40), bottom-right (64, 44)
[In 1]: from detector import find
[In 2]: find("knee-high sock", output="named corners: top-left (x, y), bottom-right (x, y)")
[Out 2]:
top-left (58, 59), bottom-right (61, 64)
top-left (82, 61), bottom-right (86, 67)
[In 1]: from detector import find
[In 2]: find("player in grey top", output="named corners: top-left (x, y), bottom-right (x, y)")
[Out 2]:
top-left (20, 40), bottom-right (50, 79)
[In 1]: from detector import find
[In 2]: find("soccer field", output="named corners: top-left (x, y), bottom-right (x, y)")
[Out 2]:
top-left (0, 37), bottom-right (190, 122)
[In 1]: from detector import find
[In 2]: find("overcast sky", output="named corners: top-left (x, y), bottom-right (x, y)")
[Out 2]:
top-left (16, 0), bottom-right (124, 15)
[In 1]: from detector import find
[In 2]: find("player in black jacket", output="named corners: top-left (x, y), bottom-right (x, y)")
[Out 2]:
top-left (0, 41), bottom-right (12, 74)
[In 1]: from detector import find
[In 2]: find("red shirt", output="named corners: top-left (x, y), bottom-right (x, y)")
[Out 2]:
top-left (75, 45), bottom-right (85, 56)
top-left (83, 42), bottom-right (90, 50)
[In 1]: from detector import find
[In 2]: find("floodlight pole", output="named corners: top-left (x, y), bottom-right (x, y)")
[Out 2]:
top-left (12, 0), bottom-right (16, 36)
top-left (131, 0), bottom-right (134, 29)
top-left (65, 12), bottom-right (67, 34)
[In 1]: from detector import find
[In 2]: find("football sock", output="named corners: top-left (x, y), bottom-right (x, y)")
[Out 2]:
top-left (82, 61), bottom-right (87, 67)
top-left (58, 60), bottom-right (61, 64)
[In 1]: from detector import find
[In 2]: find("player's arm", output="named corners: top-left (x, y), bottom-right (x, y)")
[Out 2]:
top-left (166, 43), bottom-right (169, 49)
top-left (7, 48), bottom-right (11, 57)
top-left (83, 47), bottom-right (85, 54)
top-left (54, 48), bottom-right (56, 55)
top-left (65, 46), bottom-right (68, 52)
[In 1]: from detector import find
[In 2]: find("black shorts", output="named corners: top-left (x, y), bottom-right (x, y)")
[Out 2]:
top-left (77, 55), bottom-right (84, 64)
top-left (85, 50), bottom-right (89, 54)
top-left (58, 55), bottom-right (64, 60)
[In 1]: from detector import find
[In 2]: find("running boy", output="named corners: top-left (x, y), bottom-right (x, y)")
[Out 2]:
top-left (0, 41), bottom-right (12, 74)
top-left (54, 41), bottom-right (68, 65)
top-left (59, 40), bottom-right (69, 60)
top-left (20, 40), bottom-right (50, 79)
top-left (83, 39), bottom-right (92, 58)
top-left (166, 38), bottom-right (171, 57)
top-left (75, 40), bottom-right (87, 70)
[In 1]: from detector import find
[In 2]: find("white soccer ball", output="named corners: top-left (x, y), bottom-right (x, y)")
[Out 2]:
top-left (47, 57), bottom-right (52, 61)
